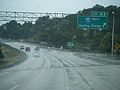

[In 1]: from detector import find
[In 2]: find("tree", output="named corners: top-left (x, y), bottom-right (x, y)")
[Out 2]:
top-left (0, 5), bottom-right (120, 54)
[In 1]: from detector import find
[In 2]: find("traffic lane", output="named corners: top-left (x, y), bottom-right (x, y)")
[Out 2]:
top-left (0, 42), bottom-right (67, 90)
top-left (0, 42), bottom-right (44, 90)
top-left (59, 65), bottom-right (120, 90)
top-left (50, 50), bottom-right (103, 67)
top-left (11, 49), bottom-right (67, 90)
top-left (0, 53), bottom-right (67, 90)
top-left (1, 64), bottom-right (120, 90)
top-left (15, 50), bottom-right (69, 90)
top-left (48, 50), bottom-right (120, 90)
top-left (1, 42), bottom-right (120, 90)
top-left (14, 68), bottom-right (67, 90)
top-left (74, 65), bottom-right (120, 90)
top-left (0, 53), bottom-right (46, 90)
top-left (13, 43), bottom-right (120, 90)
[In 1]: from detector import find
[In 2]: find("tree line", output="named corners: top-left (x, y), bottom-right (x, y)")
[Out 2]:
top-left (0, 4), bottom-right (120, 54)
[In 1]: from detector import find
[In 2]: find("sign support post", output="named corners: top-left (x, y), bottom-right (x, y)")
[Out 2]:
top-left (111, 12), bottom-right (115, 55)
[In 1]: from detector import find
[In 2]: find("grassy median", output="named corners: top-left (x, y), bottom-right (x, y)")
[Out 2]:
top-left (0, 43), bottom-right (27, 69)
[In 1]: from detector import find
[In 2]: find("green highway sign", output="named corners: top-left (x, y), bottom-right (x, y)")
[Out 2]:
top-left (77, 16), bottom-right (108, 29)
top-left (67, 42), bottom-right (74, 47)
top-left (91, 11), bottom-right (108, 17)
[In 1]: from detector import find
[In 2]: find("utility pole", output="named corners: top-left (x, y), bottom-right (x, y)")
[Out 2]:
top-left (111, 12), bottom-right (115, 55)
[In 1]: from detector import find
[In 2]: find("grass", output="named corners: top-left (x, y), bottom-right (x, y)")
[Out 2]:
top-left (0, 43), bottom-right (26, 69)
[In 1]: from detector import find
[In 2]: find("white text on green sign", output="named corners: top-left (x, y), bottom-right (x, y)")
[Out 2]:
top-left (77, 16), bottom-right (108, 29)
top-left (91, 11), bottom-right (108, 17)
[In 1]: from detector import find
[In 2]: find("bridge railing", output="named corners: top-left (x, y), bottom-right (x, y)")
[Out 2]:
top-left (0, 11), bottom-right (69, 22)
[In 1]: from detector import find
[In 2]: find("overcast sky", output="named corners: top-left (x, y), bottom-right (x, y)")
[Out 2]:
top-left (0, 0), bottom-right (120, 13)
top-left (0, 0), bottom-right (120, 25)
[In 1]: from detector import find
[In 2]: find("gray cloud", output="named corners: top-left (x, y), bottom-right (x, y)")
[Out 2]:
top-left (0, 0), bottom-right (120, 13)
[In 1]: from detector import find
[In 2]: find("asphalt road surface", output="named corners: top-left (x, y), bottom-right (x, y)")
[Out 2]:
top-left (0, 42), bottom-right (120, 90)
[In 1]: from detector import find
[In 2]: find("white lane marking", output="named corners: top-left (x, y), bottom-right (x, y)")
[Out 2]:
top-left (9, 85), bottom-right (18, 90)
top-left (63, 67), bottom-right (69, 90)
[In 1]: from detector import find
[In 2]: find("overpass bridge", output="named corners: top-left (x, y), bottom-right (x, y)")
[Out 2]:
top-left (0, 11), bottom-right (69, 23)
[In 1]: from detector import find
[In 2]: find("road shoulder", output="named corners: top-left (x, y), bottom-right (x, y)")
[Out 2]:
top-left (0, 43), bottom-right (27, 70)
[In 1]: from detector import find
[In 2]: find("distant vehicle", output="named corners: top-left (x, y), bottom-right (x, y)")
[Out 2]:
top-left (47, 47), bottom-right (50, 51)
top-left (34, 47), bottom-right (40, 52)
top-left (25, 47), bottom-right (30, 52)
top-left (47, 47), bottom-right (52, 52)
top-left (33, 52), bottom-right (40, 57)
top-left (19, 39), bottom-right (24, 42)
top-left (60, 46), bottom-right (63, 51)
top-left (20, 46), bottom-right (24, 50)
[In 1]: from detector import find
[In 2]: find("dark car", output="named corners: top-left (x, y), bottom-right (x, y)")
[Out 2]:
top-left (25, 47), bottom-right (30, 52)
top-left (20, 46), bottom-right (24, 50)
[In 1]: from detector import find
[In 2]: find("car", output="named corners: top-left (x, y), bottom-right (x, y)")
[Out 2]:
top-left (34, 47), bottom-right (40, 52)
top-left (33, 52), bottom-right (40, 57)
top-left (20, 46), bottom-right (24, 50)
top-left (25, 47), bottom-right (30, 52)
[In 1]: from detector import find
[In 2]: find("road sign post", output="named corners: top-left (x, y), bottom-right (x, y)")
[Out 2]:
top-left (111, 12), bottom-right (115, 55)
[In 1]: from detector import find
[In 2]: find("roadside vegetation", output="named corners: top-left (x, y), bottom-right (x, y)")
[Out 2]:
top-left (0, 43), bottom-right (26, 69)
top-left (0, 4), bottom-right (120, 55)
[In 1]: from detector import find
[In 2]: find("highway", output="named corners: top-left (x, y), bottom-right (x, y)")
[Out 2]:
top-left (0, 42), bottom-right (120, 90)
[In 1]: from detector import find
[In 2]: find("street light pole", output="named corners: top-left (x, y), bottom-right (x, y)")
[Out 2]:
top-left (111, 12), bottom-right (115, 55)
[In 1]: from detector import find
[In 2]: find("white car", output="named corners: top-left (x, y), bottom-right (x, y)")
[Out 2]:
top-left (33, 52), bottom-right (40, 57)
